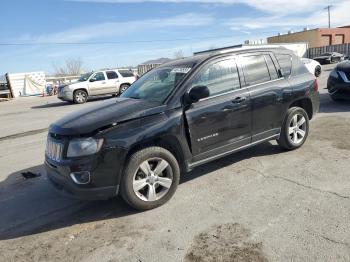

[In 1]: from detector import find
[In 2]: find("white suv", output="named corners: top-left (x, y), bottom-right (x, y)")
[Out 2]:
top-left (58, 69), bottom-right (136, 104)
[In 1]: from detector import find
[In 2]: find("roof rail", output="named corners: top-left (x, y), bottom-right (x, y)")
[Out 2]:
top-left (194, 44), bottom-right (287, 56)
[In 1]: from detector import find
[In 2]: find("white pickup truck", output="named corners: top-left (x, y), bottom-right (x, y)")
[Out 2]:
top-left (58, 69), bottom-right (136, 104)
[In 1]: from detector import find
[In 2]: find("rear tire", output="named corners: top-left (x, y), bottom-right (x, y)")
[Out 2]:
top-left (314, 65), bottom-right (321, 77)
top-left (330, 93), bottom-right (341, 101)
top-left (73, 90), bottom-right (88, 104)
top-left (120, 147), bottom-right (180, 210)
top-left (277, 107), bottom-right (309, 150)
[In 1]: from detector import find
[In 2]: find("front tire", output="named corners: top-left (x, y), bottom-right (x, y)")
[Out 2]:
top-left (119, 84), bottom-right (130, 94)
top-left (277, 107), bottom-right (309, 150)
top-left (73, 90), bottom-right (88, 104)
top-left (121, 147), bottom-right (180, 210)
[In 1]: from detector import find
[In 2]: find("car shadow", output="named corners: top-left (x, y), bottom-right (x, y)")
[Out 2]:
top-left (31, 101), bottom-right (73, 109)
top-left (31, 96), bottom-right (114, 109)
top-left (319, 92), bottom-right (350, 114)
top-left (0, 141), bottom-right (283, 241)
top-left (181, 141), bottom-right (283, 184)
top-left (0, 165), bottom-right (136, 241)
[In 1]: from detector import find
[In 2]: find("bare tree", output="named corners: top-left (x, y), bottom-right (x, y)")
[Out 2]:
top-left (173, 50), bottom-right (184, 59)
top-left (53, 58), bottom-right (83, 76)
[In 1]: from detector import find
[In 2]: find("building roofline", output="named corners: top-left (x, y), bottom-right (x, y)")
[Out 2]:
top-left (268, 26), bottom-right (350, 38)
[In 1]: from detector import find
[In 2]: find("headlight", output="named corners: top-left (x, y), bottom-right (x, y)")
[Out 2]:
top-left (67, 138), bottom-right (104, 158)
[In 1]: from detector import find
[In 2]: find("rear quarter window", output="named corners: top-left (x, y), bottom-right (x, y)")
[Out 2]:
top-left (292, 56), bottom-right (310, 75)
top-left (276, 54), bottom-right (292, 76)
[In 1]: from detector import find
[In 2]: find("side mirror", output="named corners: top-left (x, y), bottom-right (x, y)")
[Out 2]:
top-left (89, 78), bottom-right (96, 82)
top-left (188, 85), bottom-right (210, 103)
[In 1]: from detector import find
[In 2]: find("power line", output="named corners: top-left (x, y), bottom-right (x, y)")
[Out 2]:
top-left (0, 30), bottom-right (283, 46)
top-left (0, 35), bottom-right (240, 46)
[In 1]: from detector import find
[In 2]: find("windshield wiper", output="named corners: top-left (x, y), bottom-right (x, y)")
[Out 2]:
top-left (128, 96), bottom-right (141, 99)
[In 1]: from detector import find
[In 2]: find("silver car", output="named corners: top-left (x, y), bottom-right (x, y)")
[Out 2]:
top-left (58, 69), bottom-right (136, 104)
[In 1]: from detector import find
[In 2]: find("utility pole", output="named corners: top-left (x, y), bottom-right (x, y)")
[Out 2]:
top-left (325, 5), bottom-right (332, 28)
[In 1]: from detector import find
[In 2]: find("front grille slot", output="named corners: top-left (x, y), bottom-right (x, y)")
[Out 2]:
top-left (46, 138), bottom-right (64, 161)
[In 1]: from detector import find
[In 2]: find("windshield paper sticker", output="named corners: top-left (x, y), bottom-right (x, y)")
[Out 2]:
top-left (171, 68), bottom-right (191, 74)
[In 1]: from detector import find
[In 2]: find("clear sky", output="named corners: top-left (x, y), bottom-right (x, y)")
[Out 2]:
top-left (0, 0), bottom-right (347, 75)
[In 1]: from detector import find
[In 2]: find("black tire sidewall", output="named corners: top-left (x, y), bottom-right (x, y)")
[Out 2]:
top-left (121, 147), bottom-right (180, 210)
top-left (315, 66), bottom-right (321, 77)
top-left (330, 93), bottom-right (341, 101)
top-left (280, 107), bottom-right (309, 150)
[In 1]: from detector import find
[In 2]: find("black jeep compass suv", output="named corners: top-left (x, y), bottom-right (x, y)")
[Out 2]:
top-left (46, 47), bottom-right (320, 210)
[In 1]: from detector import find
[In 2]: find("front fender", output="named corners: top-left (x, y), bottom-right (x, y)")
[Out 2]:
top-left (100, 108), bottom-right (192, 176)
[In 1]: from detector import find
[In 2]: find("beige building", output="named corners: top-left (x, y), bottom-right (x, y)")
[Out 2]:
top-left (268, 26), bottom-right (350, 48)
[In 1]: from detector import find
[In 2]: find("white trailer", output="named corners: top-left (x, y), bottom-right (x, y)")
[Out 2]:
top-left (264, 42), bottom-right (309, 58)
top-left (6, 71), bottom-right (46, 98)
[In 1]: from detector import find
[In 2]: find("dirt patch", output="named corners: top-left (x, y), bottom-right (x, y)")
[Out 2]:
top-left (185, 223), bottom-right (268, 262)
top-left (1, 220), bottom-right (152, 262)
top-left (310, 116), bottom-right (350, 150)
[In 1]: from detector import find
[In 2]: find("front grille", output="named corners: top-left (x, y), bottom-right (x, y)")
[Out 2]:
top-left (46, 137), bottom-right (64, 161)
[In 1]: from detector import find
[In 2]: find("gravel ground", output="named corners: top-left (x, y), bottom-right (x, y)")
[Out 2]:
top-left (0, 64), bottom-right (350, 262)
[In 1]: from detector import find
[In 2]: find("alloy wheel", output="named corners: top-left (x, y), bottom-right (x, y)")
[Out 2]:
top-left (132, 158), bottom-right (173, 202)
top-left (288, 113), bottom-right (307, 145)
top-left (75, 91), bottom-right (87, 103)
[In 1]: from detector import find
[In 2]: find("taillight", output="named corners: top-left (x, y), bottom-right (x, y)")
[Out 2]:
top-left (313, 79), bottom-right (318, 92)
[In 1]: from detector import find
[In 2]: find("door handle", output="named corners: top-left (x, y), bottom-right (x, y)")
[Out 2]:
top-left (102, 82), bottom-right (106, 84)
top-left (232, 97), bottom-right (246, 103)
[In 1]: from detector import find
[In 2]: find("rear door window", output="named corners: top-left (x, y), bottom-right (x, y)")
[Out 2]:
top-left (106, 71), bottom-right (118, 79)
top-left (275, 54), bottom-right (292, 76)
top-left (241, 55), bottom-right (271, 85)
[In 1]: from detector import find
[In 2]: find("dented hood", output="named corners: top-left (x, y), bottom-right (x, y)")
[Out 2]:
top-left (49, 98), bottom-right (165, 136)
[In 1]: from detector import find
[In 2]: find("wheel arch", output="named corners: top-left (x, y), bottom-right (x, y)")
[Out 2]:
top-left (124, 135), bottom-right (187, 174)
top-left (120, 83), bottom-right (131, 87)
top-left (73, 88), bottom-right (89, 96)
top-left (289, 98), bottom-right (313, 120)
